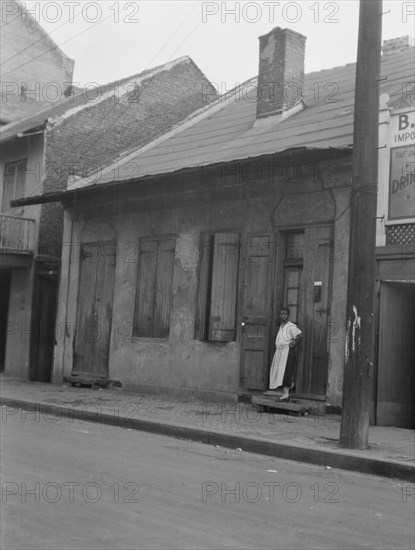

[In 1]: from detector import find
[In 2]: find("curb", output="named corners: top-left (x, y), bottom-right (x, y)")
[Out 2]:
top-left (2, 397), bottom-right (414, 482)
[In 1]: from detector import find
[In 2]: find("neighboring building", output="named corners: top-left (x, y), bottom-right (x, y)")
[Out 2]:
top-left (373, 37), bottom-right (415, 427)
top-left (14, 28), bottom-right (414, 426)
top-left (0, 0), bottom-right (74, 124)
top-left (0, 57), bottom-right (217, 380)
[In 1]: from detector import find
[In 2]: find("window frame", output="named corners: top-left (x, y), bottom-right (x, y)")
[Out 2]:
top-left (2, 158), bottom-right (27, 212)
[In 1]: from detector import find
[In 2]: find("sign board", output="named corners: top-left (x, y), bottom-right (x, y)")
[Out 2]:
top-left (389, 111), bottom-right (415, 220)
top-left (391, 111), bottom-right (415, 146)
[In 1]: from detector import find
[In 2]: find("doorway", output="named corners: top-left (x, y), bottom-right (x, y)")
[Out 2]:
top-left (0, 270), bottom-right (11, 371)
top-left (30, 272), bottom-right (58, 382)
top-left (276, 226), bottom-right (333, 399)
top-left (73, 242), bottom-right (116, 378)
top-left (376, 282), bottom-right (415, 427)
top-left (239, 226), bottom-right (333, 398)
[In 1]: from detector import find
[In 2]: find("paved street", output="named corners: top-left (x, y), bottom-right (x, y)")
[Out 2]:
top-left (1, 414), bottom-right (414, 550)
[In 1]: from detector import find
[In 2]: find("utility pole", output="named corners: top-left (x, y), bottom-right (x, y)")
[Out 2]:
top-left (339, 0), bottom-right (383, 449)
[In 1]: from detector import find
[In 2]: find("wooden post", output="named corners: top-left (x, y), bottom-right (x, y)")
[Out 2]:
top-left (339, 0), bottom-right (383, 449)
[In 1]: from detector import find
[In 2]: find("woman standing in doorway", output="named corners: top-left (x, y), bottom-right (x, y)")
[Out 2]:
top-left (264, 307), bottom-right (303, 401)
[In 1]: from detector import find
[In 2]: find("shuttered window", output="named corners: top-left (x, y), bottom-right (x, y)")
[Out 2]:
top-left (195, 232), bottom-right (240, 342)
top-left (133, 237), bottom-right (176, 338)
top-left (2, 159), bottom-right (26, 211)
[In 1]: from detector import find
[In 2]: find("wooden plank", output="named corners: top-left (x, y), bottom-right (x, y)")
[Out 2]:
top-left (92, 244), bottom-right (116, 374)
top-left (134, 240), bottom-right (157, 337)
top-left (73, 243), bottom-right (116, 377)
top-left (251, 396), bottom-right (312, 415)
top-left (241, 234), bottom-right (271, 389)
top-left (299, 226), bottom-right (332, 397)
top-left (195, 233), bottom-right (211, 339)
top-left (209, 232), bottom-right (240, 341)
top-left (73, 244), bottom-right (97, 373)
top-left (154, 238), bottom-right (175, 338)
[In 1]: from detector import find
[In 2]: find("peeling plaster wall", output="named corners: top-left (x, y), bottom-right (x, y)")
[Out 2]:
top-left (54, 155), bottom-right (352, 403)
top-left (1, 134), bottom-right (44, 378)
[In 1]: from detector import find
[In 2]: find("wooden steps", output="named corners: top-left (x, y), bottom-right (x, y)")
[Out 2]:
top-left (251, 395), bottom-right (314, 416)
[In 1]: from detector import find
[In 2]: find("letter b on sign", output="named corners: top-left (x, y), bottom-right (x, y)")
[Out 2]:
top-left (399, 114), bottom-right (409, 130)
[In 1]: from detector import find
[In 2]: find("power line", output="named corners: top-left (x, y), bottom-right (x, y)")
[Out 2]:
top-left (1, 11), bottom-right (114, 79)
top-left (1, 7), bottom-right (84, 68)
top-left (6, 1), bottom-right (205, 204)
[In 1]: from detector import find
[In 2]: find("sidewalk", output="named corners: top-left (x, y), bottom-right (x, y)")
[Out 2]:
top-left (1, 375), bottom-right (414, 481)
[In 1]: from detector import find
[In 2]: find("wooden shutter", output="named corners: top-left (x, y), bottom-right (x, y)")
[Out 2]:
top-left (154, 238), bottom-right (175, 338)
top-left (134, 240), bottom-right (157, 337)
top-left (209, 232), bottom-right (240, 341)
top-left (195, 233), bottom-right (213, 340)
top-left (2, 160), bottom-right (26, 211)
top-left (134, 238), bottom-right (175, 338)
top-left (16, 160), bottom-right (26, 200)
top-left (2, 163), bottom-right (16, 211)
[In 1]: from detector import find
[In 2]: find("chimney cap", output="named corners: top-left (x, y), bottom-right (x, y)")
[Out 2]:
top-left (258, 26), bottom-right (307, 42)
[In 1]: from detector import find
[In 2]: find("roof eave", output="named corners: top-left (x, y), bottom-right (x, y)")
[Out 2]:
top-left (11, 146), bottom-right (352, 208)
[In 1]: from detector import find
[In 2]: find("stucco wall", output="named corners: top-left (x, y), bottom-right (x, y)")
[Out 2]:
top-left (1, 134), bottom-right (44, 378)
top-left (54, 154), bottom-right (352, 403)
top-left (0, 134), bottom-right (44, 222)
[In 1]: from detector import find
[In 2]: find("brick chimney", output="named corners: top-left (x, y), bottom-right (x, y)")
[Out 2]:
top-left (256, 27), bottom-right (306, 119)
top-left (382, 35), bottom-right (414, 55)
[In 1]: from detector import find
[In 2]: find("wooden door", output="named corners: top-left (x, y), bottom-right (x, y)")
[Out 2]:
top-left (377, 282), bottom-right (415, 427)
top-left (296, 226), bottom-right (332, 398)
top-left (240, 234), bottom-right (272, 390)
top-left (73, 242), bottom-right (116, 377)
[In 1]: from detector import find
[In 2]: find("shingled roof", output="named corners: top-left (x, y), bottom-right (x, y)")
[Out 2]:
top-left (12, 42), bottom-right (415, 207)
top-left (66, 46), bottom-right (414, 190)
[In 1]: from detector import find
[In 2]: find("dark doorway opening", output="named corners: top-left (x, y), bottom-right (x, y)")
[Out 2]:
top-left (0, 270), bottom-right (11, 371)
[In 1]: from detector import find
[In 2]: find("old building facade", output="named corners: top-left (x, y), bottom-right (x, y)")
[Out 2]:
top-left (373, 46), bottom-right (415, 427)
top-left (14, 28), bottom-right (414, 425)
top-left (0, 0), bottom-right (74, 124)
top-left (1, 57), bottom-right (216, 381)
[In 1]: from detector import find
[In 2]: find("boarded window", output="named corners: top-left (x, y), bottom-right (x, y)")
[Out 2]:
top-left (2, 159), bottom-right (26, 211)
top-left (195, 232), bottom-right (240, 342)
top-left (133, 237), bottom-right (175, 338)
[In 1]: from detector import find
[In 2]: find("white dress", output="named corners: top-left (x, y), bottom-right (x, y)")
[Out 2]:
top-left (269, 321), bottom-right (302, 389)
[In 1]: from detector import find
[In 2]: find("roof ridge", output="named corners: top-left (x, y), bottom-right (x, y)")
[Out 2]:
top-left (98, 55), bottom-right (193, 91)
top-left (0, 56), bottom-right (203, 140)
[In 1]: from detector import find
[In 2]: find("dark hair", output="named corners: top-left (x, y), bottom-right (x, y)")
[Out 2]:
top-left (280, 306), bottom-right (290, 315)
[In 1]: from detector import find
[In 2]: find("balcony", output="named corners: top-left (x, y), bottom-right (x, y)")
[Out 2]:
top-left (0, 214), bottom-right (36, 267)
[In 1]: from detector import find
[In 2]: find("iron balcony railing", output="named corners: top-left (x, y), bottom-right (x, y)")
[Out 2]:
top-left (0, 214), bottom-right (36, 253)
